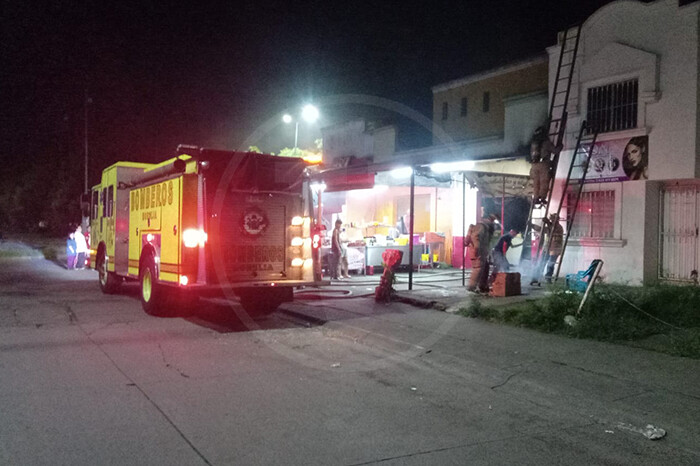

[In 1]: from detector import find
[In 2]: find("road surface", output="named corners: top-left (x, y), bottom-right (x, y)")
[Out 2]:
top-left (1, 257), bottom-right (698, 465)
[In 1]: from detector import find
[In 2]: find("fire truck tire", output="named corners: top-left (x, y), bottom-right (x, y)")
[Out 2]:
top-left (140, 257), bottom-right (168, 316)
top-left (97, 252), bottom-right (120, 294)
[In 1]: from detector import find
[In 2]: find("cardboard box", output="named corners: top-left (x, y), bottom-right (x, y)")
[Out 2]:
top-left (491, 272), bottom-right (521, 297)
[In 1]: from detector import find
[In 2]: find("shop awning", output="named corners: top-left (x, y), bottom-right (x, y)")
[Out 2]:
top-left (464, 172), bottom-right (532, 197)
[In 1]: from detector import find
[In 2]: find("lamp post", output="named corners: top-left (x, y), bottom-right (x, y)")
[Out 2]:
top-left (283, 104), bottom-right (319, 155)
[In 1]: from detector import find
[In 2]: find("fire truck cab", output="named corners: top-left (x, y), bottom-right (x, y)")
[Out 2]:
top-left (89, 146), bottom-right (325, 316)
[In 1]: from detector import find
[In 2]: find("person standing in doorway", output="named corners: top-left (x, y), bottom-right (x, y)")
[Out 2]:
top-left (329, 219), bottom-right (342, 280)
top-left (74, 225), bottom-right (89, 270)
top-left (467, 214), bottom-right (496, 293)
top-left (529, 126), bottom-right (562, 205)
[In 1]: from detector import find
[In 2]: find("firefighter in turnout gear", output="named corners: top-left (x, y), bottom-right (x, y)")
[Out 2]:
top-left (531, 213), bottom-right (564, 284)
top-left (529, 126), bottom-right (562, 205)
top-left (466, 214), bottom-right (496, 293)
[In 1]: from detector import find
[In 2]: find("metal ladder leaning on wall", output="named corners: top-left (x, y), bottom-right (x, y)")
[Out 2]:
top-left (533, 121), bottom-right (599, 284)
top-left (520, 24), bottom-right (582, 280)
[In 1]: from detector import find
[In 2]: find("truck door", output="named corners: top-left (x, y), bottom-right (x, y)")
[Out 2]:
top-left (114, 185), bottom-right (130, 275)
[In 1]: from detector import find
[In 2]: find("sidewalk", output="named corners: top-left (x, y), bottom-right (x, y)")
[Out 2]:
top-left (317, 269), bottom-right (547, 312)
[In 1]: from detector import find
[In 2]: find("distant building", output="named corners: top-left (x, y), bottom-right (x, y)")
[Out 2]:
top-left (431, 56), bottom-right (549, 145)
top-left (321, 119), bottom-right (397, 167)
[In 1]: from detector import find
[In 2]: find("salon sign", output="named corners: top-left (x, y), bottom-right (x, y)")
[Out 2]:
top-left (573, 135), bottom-right (649, 183)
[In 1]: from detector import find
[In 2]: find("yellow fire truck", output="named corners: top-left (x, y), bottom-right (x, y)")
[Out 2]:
top-left (89, 146), bottom-right (325, 316)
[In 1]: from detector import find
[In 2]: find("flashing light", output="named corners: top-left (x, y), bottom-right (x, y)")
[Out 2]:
top-left (282, 114), bottom-right (293, 124)
top-left (302, 153), bottom-right (323, 165)
top-left (291, 258), bottom-right (304, 267)
top-left (291, 216), bottom-right (304, 226)
top-left (303, 258), bottom-right (313, 268)
top-left (146, 233), bottom-right (154, 243)
top-left (183, 229), bottom-right (207, 248)
top-left (312, 233), bottom-right (321, 249)
top-left (179, 275), bottom-right (189, 286)
top-left (291, 237), bottom-right (304, 247)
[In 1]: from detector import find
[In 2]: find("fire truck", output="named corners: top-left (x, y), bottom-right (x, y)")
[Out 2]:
top-left (89, 146), bottom-right (325, 316)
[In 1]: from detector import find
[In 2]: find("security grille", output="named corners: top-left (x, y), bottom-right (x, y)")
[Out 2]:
top-left (660, 185), bottom-right (700, 280)
top-left (586, 79), bottom-right (638, 134)
top-left (567, 190), bottom-right (615, 238)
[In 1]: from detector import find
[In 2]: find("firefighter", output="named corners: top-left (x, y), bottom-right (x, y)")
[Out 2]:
top-left (467, 214), bottom-right (496, 293)
top-left (531, 213), bottom-right (564, 284)
top-left (529, 126), bottom-right (562, 205)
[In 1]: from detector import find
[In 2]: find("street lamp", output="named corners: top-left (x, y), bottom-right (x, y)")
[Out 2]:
top-left (282, 104), bottom-right (319, 153)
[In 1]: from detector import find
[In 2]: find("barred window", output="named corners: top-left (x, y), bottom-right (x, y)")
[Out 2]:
top-left (567, 190), bottom-right (615, 238)
top-left (441, 102), bottom-right (448, 120)
top-left (587, 79), bottom-right (638, 134)
top-left (482, 92), bottom-right (490, 113)
top-left (460, 97), bottom-right (467, 117)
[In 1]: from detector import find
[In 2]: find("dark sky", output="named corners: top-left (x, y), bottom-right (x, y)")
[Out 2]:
top-left (1, 0), bottom-right (624, 185)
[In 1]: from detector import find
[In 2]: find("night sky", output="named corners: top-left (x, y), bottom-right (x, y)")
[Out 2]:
top-left (2, 0), bottom-right (626, 187)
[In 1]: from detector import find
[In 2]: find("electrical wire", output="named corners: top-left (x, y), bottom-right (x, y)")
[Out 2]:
top-left (606, 287), bottom-right (683, 330)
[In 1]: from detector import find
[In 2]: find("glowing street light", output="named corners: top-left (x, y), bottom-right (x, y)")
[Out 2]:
top-left (283, 104), bottom-right (319, 151)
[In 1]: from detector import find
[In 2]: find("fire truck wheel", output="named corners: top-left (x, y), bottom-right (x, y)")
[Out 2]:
top-left (97, 254), bottom-right (120, 294)
top-left (140, 257), bottom-right (167, 316)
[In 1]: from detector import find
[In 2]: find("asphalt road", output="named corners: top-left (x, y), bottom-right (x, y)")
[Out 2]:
top-left (1, 257), bottom-right (699, 465)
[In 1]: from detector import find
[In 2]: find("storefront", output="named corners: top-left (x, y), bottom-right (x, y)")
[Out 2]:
top-left (310, 159), bottom-right (531, 287)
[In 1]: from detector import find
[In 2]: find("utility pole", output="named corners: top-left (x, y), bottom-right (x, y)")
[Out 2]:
top-left (83, 89), bottom-right (90, 194)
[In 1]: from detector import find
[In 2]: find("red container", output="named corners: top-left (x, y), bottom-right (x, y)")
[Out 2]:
top-left (451, 236), bottom-right (472, 269)
top-left (366, 265), bottom-right (374, 275)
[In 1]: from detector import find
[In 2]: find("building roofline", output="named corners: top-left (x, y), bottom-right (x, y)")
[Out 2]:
top-left (431, 54), bottom-right (549, 93)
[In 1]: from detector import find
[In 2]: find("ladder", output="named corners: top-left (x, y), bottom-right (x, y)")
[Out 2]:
top-left (532, 121), bottom-right (598, 284)
top-left (520, 24), bottom-right (582, 276)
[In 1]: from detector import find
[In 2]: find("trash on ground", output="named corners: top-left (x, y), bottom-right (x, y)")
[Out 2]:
top-left (616, 422), bottom-right (667, 440)
top-left (331, 363), bottom-right (341, 368)
top-left (644, 425), bottom-right (666, 440)
top-left (564, 315), bottom-right (578, 326)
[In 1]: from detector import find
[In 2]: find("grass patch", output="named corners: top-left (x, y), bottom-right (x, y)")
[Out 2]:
top-left (458, 284), bottom-right (700, 359)
top-left (457, 300), bottom-right (499, 320)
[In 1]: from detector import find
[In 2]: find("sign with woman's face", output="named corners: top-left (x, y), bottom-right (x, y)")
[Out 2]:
top-left (574, 135), bottom-right (649, 183)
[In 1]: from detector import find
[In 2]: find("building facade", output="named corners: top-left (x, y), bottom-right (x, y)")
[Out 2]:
top-left (550, 0), bottom-right (700, 284)
top-left (432, 57), bottom-right (548, 144)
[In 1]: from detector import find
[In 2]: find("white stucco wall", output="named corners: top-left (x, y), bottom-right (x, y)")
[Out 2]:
top-left (547, 0), bottom-right (699, 285)
top-left (555, 0), bottom-right (700, 179)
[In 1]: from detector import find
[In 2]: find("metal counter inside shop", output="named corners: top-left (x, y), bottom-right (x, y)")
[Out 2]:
top-left (364, 244), bottom-right (424, 268)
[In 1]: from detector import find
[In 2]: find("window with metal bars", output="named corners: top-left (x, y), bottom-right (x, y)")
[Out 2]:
top-left (566, 190), bottom-right (615, 238)
top-left (441, 102), bottom-right (448, 120)
top-left (586, 79), bottom-right (638, 134)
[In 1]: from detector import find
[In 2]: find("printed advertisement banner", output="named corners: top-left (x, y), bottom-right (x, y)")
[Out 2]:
top-left (574, 135), bottom-right (648, 183)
